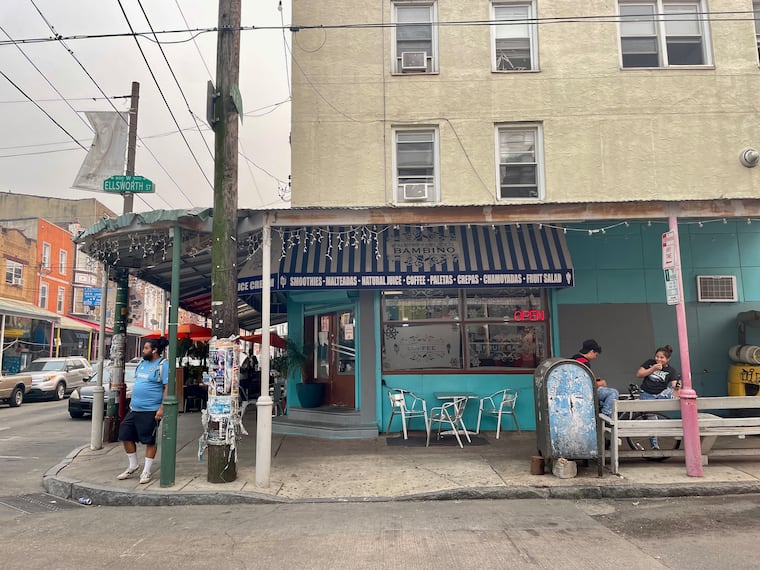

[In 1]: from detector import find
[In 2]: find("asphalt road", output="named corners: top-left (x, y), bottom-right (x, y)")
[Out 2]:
top-left (1, 497), bottom-right (760, 569)
top-left (0, 397), bottom-right (91, 495)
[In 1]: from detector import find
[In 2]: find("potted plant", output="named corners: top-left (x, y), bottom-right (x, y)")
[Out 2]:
top-left (283, 339), bottom-right (324, 408)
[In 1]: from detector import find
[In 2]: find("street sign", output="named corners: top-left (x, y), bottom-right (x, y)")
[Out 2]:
top-left (662, 231), bottom-right (676, 269)
top-left (664, 268), bottom-right (680, 305)
top-left (83, 287), bottom-right (102, 307)
top-left (103, 175), bottom-right (155, 193)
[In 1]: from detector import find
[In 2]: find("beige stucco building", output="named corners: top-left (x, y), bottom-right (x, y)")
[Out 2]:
top-left (291, 0), bottom-right (760, 209)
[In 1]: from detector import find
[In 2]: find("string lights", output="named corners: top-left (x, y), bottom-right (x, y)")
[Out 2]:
top-left (83, 217), bottom-right (760, 268)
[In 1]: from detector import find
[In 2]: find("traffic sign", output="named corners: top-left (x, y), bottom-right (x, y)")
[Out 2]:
top-left (103, 175), bottom-right (155, 193)
top-left (662, 231), bottom-right (676, 269)
top-left (664, 268), bottom-right (680, 305)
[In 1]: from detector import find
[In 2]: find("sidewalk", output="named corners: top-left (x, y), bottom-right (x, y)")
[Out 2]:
top-left (44, 411), bottom-right (760, 506)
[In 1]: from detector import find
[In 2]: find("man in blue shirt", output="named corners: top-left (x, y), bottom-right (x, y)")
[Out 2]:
top-left (116, 338), bottom-right (169, 484)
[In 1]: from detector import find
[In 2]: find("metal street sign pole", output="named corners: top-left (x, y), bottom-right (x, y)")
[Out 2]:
top-left (667, 215), bottom-right (703, 477)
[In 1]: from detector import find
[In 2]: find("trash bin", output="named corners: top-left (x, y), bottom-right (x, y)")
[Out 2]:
top-left (534, 357), bottom-right (602, 476)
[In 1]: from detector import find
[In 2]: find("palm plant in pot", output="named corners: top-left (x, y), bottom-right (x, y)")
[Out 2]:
top-left (282, 338), bottom-right (324, 408)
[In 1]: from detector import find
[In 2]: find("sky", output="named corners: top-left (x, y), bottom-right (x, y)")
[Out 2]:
top-left (0, 0), bottom-right (292, 216)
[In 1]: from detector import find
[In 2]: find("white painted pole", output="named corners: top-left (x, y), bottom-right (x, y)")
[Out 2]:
top-left (256, 218), bottom-right (273, 487)
top-left (91, 268), bottom-right (109, 450)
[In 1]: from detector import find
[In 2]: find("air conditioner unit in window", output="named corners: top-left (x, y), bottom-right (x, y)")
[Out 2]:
top-left (401, 51), bottom-right (427, 71)
top-left (696, 275), bottom-right (737, 302)
top-left (401, 183), bottom-right (432, 201)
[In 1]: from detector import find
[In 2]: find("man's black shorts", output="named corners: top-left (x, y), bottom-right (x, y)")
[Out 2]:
top-left (118, 410), bottom-right (160, 445)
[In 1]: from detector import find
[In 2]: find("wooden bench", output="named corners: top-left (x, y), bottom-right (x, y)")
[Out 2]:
top-left (601, 396), bottom-right (760, 474)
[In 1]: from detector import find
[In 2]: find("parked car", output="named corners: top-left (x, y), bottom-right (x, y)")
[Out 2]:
top-left (0, 372), bottom-right (32, 407)
top-left (23, 356), bottom-right (94, 401)
top-left (68, 360), bottom-right (139, 419)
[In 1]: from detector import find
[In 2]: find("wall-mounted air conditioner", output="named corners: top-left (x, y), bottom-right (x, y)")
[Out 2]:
top-left (401, 183), bottom-right (432, 201)
top-left (401, 51), bottom-right (427, 71)
top-left (696, 275), bottom-right (737, 302)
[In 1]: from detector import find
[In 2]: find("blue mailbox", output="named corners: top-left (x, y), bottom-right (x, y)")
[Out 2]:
top-left (534, 358), bottom-right (602, 476)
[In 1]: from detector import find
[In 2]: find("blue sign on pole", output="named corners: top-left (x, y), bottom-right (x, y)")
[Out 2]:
top-left (83, 287), bottom-right (102, 307)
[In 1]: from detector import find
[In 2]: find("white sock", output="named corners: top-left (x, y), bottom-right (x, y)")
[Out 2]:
top-left (144, 457), bottom-right (154, 473)
top-left (127, 452), bottom-right (138, 470)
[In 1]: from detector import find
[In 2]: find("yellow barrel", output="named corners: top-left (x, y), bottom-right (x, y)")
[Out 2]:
top-left (727, 363), bottom-right (760, 396)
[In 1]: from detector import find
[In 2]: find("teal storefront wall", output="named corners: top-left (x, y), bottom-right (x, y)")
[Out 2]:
top-left (285, 220), bottom-right (760, 433)
top-left (555, 220), bottom-right (760, 397)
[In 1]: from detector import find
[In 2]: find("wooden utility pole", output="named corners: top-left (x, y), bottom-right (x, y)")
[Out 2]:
top-left (104, 81), bottom-right (140, 442)
top-left (208, 0), bottom-right (241, 482)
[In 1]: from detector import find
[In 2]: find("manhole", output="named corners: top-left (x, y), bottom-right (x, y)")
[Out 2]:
top-left (0, 493), bottom-right (82, 514)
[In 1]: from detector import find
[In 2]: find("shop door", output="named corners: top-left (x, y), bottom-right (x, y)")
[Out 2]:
top-left (316, 310), bottom-right (356, 407)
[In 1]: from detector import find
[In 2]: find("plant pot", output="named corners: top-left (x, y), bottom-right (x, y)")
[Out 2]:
top-left (296, 382), bottom-right (325, 408)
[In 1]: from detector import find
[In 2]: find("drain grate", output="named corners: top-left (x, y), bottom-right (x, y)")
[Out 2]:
top-left (0, 493), bottom-right (83, 514)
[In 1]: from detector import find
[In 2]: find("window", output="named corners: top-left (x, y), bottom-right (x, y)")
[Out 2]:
top-left (39, 283), bottom-right (48, 308)
top-left (393, 2), bottom-right (437, 73)
top-left (5, 260), bottom-right (23, 286)
top-left (59, 249), bottom-right (67, 276)
top-left (492, 2), bottom-right (537, 71)
top-left (57, 287), bottom-right (65, 313)
top-left (619, 1), bottom-right (711, 68)
top-left (754, 2), bottom-right (760, 63)
top-left (496, 124), bottom-right (543, 199)
top-left (394, 128), bottom-right (439, 203)
top-left (382, 288), bottom-right (548, 371)
top-left (41, 242), bottom-right (51, 270)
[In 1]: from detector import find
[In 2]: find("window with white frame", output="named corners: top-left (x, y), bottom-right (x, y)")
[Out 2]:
top-left (39, 283), bottom-right (48, 308)
top-left (57, 287), bottom-right (65, 313)
top-left (393, 2), bottom-right (437, 73)
top-left (59, 249), bottom-right (67, 276)
top-left (619, 1), bottom-right (710, 68)
top-left (5, 260), bottom-right (23, 286)
top-left (496, 125), bottom-right (542, 199)
top-left (42, 242), bottom-right (51, 270)
top-left (754, 2), bottom-right (760, 63)
top-left (395, 129), bottom-right (439, 203)
top-left (492, 2), bottom-right (537, 71)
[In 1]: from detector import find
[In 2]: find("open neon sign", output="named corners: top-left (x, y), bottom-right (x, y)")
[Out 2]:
top-left (513, 310), bottom-right (546, 321)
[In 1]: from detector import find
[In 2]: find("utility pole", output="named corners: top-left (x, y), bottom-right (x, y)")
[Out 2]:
top-left (104, 81), bottom-right (140, 442)
top-left (207, 0), bottom-right (241, 482)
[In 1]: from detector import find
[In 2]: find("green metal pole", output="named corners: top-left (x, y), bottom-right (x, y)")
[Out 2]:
top-left (160, 224), bottom-right (180, 487)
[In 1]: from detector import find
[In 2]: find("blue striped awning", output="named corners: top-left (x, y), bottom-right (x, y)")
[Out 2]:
top-left (266, 224), bottom-right (573, 291)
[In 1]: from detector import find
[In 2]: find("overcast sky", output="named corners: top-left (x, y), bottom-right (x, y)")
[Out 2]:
top-left (0, 0), bottom-right (291, 216)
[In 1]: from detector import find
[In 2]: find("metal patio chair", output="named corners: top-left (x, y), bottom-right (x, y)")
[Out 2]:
top-left (427, 396), bottom-right (471, 448)
top-left (387, 388), bottom-right (428, 439)
top-left (476, 389), bottom-right (520, 438)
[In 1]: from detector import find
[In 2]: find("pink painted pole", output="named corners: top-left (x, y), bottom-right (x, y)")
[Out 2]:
top-left (669, 215), bottom-right (703, 477)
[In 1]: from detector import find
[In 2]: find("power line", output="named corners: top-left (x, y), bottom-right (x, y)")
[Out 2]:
top-left (135, 0), bottom-right (214, 161)
top-left (0, 69), bottom-right (88, 151)
top-left (115, 0), bottom-right (213, 193)
top-left (1, 10), bottom-right (758, 46)
top-left (173, 0), bottom-right (214, 80)
top-left (278, 1), bottom-right (292, 99)
top-left (0, 23), bottom-right (93, 135)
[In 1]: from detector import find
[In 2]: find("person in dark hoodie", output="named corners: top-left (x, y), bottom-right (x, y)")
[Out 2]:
top-left (571, 339), bottom-right (618, 417)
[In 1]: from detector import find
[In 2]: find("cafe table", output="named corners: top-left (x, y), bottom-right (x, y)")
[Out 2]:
top-left (433, 391), bottom-right (479, 437)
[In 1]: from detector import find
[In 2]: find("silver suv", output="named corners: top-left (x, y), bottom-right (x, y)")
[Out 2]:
top-left (24, 357), bottom-right (94, 401)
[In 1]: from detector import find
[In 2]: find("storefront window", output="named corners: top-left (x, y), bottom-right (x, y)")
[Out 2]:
top-left (382, 288), bottom-right (548, 371)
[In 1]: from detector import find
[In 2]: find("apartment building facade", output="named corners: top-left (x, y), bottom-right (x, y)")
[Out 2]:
top-left (275, 1), bottom-right (760, 437)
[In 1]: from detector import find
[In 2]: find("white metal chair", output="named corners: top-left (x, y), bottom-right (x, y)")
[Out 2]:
top-left (387, 388), bottom-right (429, 439)
top-left (427, 396), bottom-right (471, 448)
top-left (476, 389), bottom-right (520, 438)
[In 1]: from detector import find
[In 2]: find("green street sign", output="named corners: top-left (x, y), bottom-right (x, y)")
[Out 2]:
top-left (103, 175), bottom-right (155, 194)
